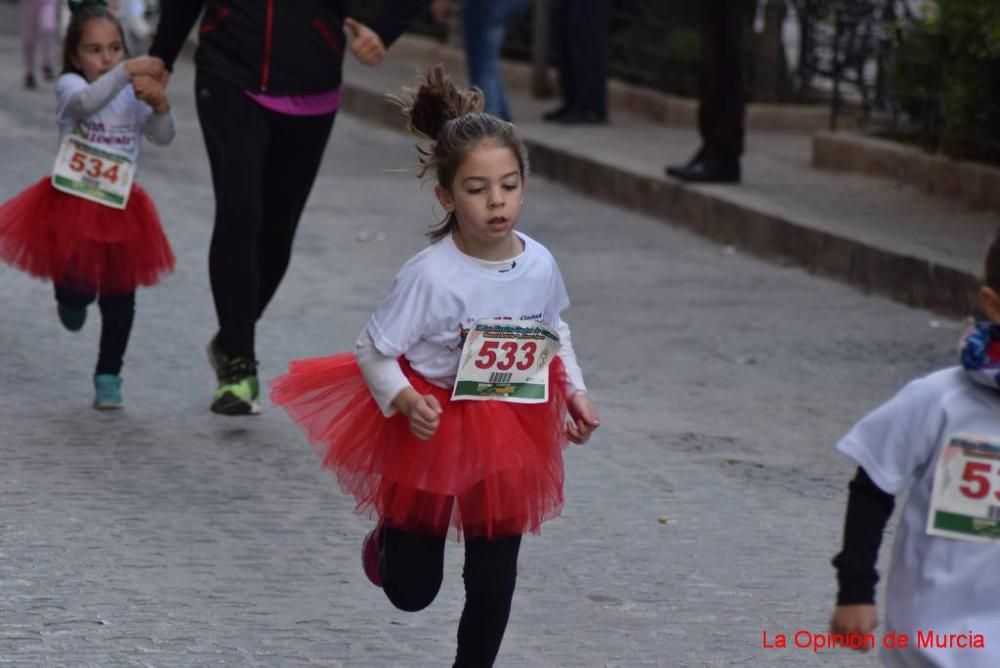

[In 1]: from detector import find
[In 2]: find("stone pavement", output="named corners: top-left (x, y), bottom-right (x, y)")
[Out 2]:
top-left (342, 36), bottom-right (1000, 318)
top-left (0, 9), bottom-right (983, 668)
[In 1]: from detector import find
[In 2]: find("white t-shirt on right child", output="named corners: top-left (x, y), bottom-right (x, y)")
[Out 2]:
top-left (837, 367), bottom-right (1000, 668)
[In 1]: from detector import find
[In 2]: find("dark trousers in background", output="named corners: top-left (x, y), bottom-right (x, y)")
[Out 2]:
top-left (54, 285), bottom-right (135, 376)
top-left (381, 525), bottom-right (522, 668)
top-left (698, 0), bottom-right (754, 160)
top-left (552, 0), bottom-right (612, 116)
top-left (195, 70), bottom-right (336, 361)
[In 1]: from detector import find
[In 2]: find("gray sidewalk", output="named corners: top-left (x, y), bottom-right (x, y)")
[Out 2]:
top-left (343, 37), bottom-right (999, 317)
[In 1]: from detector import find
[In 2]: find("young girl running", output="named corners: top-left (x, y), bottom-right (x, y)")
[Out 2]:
top-left (271, 66), bottom-right (600, 667)
top-left (0, 0), bottom-right (174, 409)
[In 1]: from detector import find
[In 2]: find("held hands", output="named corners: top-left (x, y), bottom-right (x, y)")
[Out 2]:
top-left (393, 387), bottom-right (443, 440)
top-left (829, 605), bottom-right (878, 651)
top-left (132, 74), bottom-right (170, 115)
top-left (566, 392), bottom-right (600, 444)
top-left (344, 17), bottom-right (386, 66)
top-left (124, 55), bottom-right (167, 82)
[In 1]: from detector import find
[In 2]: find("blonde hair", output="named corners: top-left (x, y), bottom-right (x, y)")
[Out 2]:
top-left (393, 65), bottom-right (529, 241)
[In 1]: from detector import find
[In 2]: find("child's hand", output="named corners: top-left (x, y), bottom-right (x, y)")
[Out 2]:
top-left (394, 387), bottom-right (443, 440)
top-left (124, 55), bottom-right (167, 81)
top-left (829, 605), bottom-right (878, 650)
top-left (566, 392), bottom-right (600, 444)
top-left (345, 17), bottom-right (386, 66)
top-left (132, 75), bottom-right (170, 115)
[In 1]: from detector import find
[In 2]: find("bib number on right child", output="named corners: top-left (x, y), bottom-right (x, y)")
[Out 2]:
top-left (927, 433), bottom-right (1000, 542)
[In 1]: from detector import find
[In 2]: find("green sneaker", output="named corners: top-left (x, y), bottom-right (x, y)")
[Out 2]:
top-left (93, 374), bottom-right (123, 410)
top-left (211, 357), bottom-right (260, 416)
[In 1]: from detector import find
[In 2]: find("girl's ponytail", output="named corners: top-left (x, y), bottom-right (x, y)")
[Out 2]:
top-left (392, 65), bottom-right (529, 241)
top-left (401, 65), bottom-right (484, 143)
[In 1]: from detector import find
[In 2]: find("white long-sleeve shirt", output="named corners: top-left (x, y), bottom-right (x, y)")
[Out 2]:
top-left (57, 63), bottom-right (174, 164)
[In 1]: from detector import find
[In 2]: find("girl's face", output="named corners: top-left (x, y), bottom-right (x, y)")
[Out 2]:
top-left (436, 140), bottom-right (524, 260)
top-left (71, 19), bottom-right (126, 82)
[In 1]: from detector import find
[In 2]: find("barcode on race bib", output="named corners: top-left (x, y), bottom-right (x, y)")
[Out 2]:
top-left (489, 372), bottom-right (513, 384)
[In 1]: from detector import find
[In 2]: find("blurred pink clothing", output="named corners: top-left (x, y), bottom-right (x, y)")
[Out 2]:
top-left (20, 0), bottom-right (58, 77)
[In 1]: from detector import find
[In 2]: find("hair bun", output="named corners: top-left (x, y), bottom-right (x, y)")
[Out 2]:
top-left (395, 64), bottom-right (484, 141)
top-left (68, 0), bottom-right (109, 14)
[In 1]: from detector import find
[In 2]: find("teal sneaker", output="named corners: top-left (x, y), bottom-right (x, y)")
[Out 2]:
top-left (93, 374), bottom-right (123, 410)
top-left (211, 357), bottom-right (260, 416)
top-left (58, 303), bottom-right (86, 332)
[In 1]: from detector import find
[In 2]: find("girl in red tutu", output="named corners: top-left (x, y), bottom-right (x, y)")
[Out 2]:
top-left (271, 65), bottom-right (600, 666)
top-left (0, 0), bottom-right (174, 409)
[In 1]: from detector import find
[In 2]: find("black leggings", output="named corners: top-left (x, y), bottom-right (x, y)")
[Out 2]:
top-left (54, 285), bottom-right (135, 376)
top-left (195, 70), bottom-right (336, 360)
top-left (381, 526), bottom-right (522, 668)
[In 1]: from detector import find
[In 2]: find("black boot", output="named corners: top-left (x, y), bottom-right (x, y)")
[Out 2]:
top-left (665, 156), bottom-right (740, 183)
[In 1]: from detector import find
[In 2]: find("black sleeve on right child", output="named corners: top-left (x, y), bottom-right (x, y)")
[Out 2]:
top-left (831, 466), bottom-right (895, 605)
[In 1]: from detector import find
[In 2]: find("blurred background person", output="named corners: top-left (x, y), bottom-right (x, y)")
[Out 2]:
top-left (19, 0), bottom-right (58, 89)
top-left (116, 0), bottom-right (153, 55)
top-left (432, 0), bottom-right (529, 121)
top-left (665, 0), bottom-right (755, 183)
top-left (542, 0), bottom-right (611, 125)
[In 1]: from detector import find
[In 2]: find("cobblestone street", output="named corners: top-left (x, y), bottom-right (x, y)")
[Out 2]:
top-left (0, 10), bottom-right (969, 666)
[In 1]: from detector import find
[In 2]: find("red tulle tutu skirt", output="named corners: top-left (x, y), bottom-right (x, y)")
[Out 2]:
top-left (0, 178), bottom-right (174, 294)
top-left (270, 353), bottom-right (572, 540)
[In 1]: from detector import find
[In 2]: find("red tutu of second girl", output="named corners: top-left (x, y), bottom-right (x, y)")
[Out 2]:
top-left (0, 177), bottom-right (174, 294)
top-left (271, 353), bottom-right (572, 540)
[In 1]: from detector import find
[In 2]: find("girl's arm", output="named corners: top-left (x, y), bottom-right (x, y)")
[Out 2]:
top-left (355, 330), bottom-right (441, 439)
top-left (133, 76), bottom-right (175, 145)
top-left (556, 318), bottom-right (587, 397)
top-left (59, 57), bottom-right (167, 122)
top-left (141, 108), bottom-right (175, 146)
top-left (58, 64), bottom-right (132, 121)
top-left (556, 318), bottom-right (601, 443)
top-left (355, 329), bottom-right (413, 417)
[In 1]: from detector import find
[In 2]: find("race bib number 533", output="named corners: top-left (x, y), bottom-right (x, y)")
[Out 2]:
top-left (451, 319), bottom-right (561, 403)
top-left (927, 434), bottom-right (1000, 542)
top-left (52, 135), bottom-right (134, 209)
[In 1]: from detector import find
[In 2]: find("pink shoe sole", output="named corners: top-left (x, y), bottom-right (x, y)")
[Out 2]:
top-left (362, 525), bottom-right (383, 588)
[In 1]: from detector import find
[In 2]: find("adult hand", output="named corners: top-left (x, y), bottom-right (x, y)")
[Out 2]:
top-left (566, 392), bottom-right (600, 444)
top-left (124, 55), bottom-right (166, 81)
top-left (829, 605), bottom-right (878, 650)
top-left (345, 17), bottom-right (386, 66)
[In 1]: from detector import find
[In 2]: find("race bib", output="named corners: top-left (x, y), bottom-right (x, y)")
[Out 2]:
top-left (52, 134), bottom-right (134, 209)
top-left (927, 433), bottom-right (1000, 542)
top-left (451, 319), bottom-right (561, 403)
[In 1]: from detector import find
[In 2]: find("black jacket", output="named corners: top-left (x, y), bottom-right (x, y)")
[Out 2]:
top-left (150, 0), bottom-right (426, 95)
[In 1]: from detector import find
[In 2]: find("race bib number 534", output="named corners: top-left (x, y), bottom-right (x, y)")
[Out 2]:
top-left (451, 319), bottom-right (561, 403)
top-left (52, 135), bottom-right (134, 209)
top-left (927, 434), bottom-right (1000, 542)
